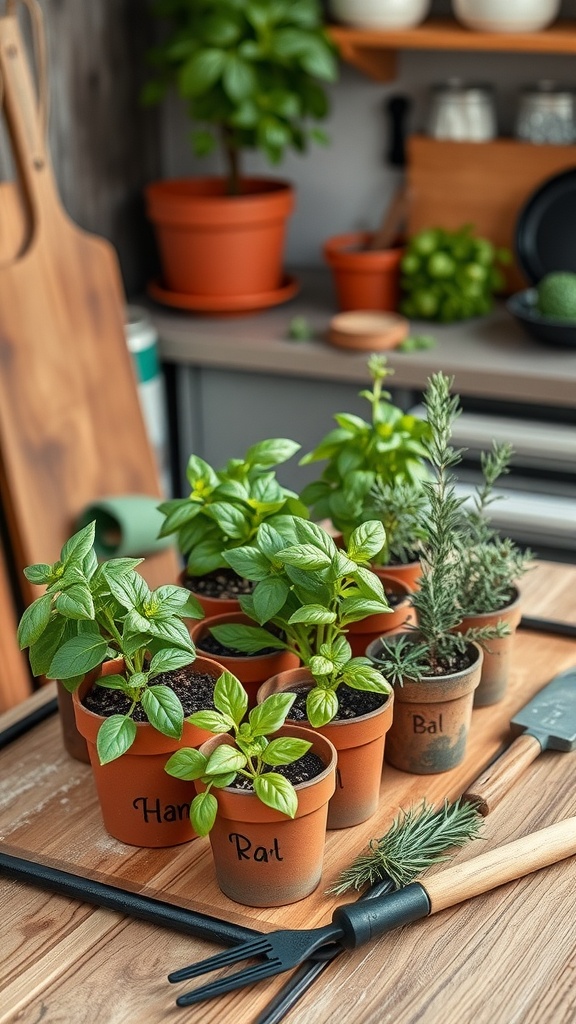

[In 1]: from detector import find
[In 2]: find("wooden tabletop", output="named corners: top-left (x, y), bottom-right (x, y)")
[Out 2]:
top-left (1, 560), bottom-right (576, 1024)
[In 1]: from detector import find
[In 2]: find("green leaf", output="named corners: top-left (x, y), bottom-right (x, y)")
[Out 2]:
top-left (348, 521), bottom-right (386, 562)
top-left (334, 413), bottom-right (368, 433)
top-left (288, 605), bottom-right (336, 625)
top-left (104, 567), bottom-right (149, 611)
top-left (47, 634), bottom-right (108, 679)
top-left (213, 671), bottom-right (248, 725)
top-left (253, 577), bottom-right (289, 624)
top-left (323, 635), bottom-right (352, 672)
top-left (309, 655), bottom-right (334, 676)
top-left (61, 521), bottom-right (96, 565)
top-left (204, 744), bottom-right (246, 776)
top-left (352, 566), bottom-right (387, 603)
top-left (204, 502), bottom-right (250, 540)
top-left (54, 584), bottom-right (95, 621)
top-left (150, 584), bottom-right (195, 614)
top-left (261, 737), bottom-right (311, 766)
top-left (146, 616), bottom-right (195, 652)
top-left (223, 546), bottom-right (270, 581)
top-left (179, 49), bottom-right (226, 98)
top-left (96, 715), bottom-right (137, 764)
top-left (157, 499), bottom-right (200, 538)
top-left (291, 518), bottom-right (338, 558)
top-left (306, 687), bottom-right (339, 727)
top-left (253, 773), bottom-right (298, 818)
top-left (23, 563), bottom-right (54, 585)
top-left (165, 747), bottom-right (207, 781)
top-left (141, 686), bottom-right (184, 738)
top-left (255, 522), bottom-right (290, 559)
top-left (17, 594), bottom-right (53, 649)
top-left (222, 54), bottom-right (256, 102)
top-left (187, 710), bottom-right (232, 734)
top-left (59, 674), bottom-right (84, 693)
top-left (187, 539), bottom-right (225, 576)
top-left (340, 597), bottom-right (390, 624)
top-left (149, 648), bottom-right (195, 675)
top-left (190, 791), bottom-right (218, 837)
top-left (185, 454), bottom-right (220, 490)
top-left (28, 615), bottom-right (66, 676)
top-left (276, 545), bottom-right (332, 571)
top-left (96, 557), bottom-right (144, 582)
top-left (95, 673), bottom-right (127, 691)
top-left (210, 624), bottom-right (286, 655)
top-left (343, 663), bottom-right (391, 693)
top-left (248, 692), bottom-right (295, 737)
top-left (245, 438), bottom-right (300, 468)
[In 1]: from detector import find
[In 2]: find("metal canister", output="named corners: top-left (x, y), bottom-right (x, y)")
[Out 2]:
top-left (514, 80), bottom-right (576, 145)
top-left (427, 79), bottom-right (498, 142)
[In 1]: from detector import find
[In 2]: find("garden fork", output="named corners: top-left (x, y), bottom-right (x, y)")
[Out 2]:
top-left (169, 816), bottom-right (576, 1006)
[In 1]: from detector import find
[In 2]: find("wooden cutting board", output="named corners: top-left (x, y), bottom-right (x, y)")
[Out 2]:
top-left (406, 134), bottom-right (576, 292)
top-left (0, 11), bottom-right (178, 602)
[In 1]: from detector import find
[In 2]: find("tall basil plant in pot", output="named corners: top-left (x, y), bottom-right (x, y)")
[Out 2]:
top-left (210, 515), bottom-right (395, 829)
top-left (17, 521), bottom-right (224, 848)
top-left (142, 0), bottom-right (338, 309)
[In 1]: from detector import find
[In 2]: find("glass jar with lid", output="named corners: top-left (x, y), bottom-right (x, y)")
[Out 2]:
top-left (426, 79), bottom-right (498, 142)
top-left (514, 81), bottom-right (576, 145)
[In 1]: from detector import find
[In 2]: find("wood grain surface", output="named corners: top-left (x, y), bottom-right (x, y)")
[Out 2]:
top-left (0, 536), bottom-right (31, 711)
top-left (0, 562), bottom-right (575, 1023)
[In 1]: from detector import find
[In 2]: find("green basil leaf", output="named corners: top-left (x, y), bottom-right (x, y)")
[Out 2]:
top-left (146, 616), bottom-right (195, 652)
top-left (61, 521), bottom-right (96, 565)
top-left (291, 518), bottom-right (337, 558)
top-left (322, 635), bottom-right (352, 672)
top-left (253, 773), bottom-right (298, 818)
top-left (54, 584), bottom-right (95, 621)
top-left (165, 747), bottom-right (207, 781)
top-left (103, 568), bottom-right (149, 611)
top-left (352, 565), bottom-right (387, 603)
top-left (28, 615), bottom-right (66, 676)
top-left (255, 522), bottom-right (291, 558)
top-left (340, 597), bottom-right (390, 624)
top-left (190, 791), bottom-right (218, 837)
top-left (204, 502), bottom-right (250, 540)
top-left (342, 663), bottom-right (391, 693)
top-left (47, 633), bottom-right (108, 679)
top-left (17, 594), bottom-right (53, 649)
top-left (95, 673), bottom-right (127, 691)
top-left (276, 544), bottom-right (332, 571)
top-left (141, 686), bottom-right (184, 738)
top-left (213, 671), bottom-right (248, 725)
top-left (157, 499), bottom-right (201, 538)
top-left (248, 692), bottom-right (295, 737)
top-left (306, 687), bottom-right (339, 727)
top-left (204, 744), bottom-right (246, 776)
top-left (23, 563), bottom-right (54, 585)
top-left (309, 655), bottom-right (334, 676)
top-left (210, 624), bottom-right (286, 655)
top-left (98, 557), bottom-right (144, 581)
top-left (187, 539), bottom-right (225, 576)
top-left (187, 710), bottom-right (232, 733)
top-left (245, 438), bottom-right (300, 468)
top-left (348, 521), bottom-right (386, 562)
top-left (96, 715), bottom-right (137, 764)
top-left (149, 648), bottom-right (196, 675)
top-left (59, 674), bottom-right (84, 693)
top-left (287, 605), bottom-right (336, 625)
top-left (260, 737), bottom-right (311, 767)
top-left (179, 48), bottom-right (226, 98)
top-left (253, 577), bottom-right (289, 624)
top-left (222, 546), bottom-right (270, 581)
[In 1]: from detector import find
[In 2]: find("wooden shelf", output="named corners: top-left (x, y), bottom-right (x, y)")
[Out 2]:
top-left (329, 17), bottom-right (576, 80)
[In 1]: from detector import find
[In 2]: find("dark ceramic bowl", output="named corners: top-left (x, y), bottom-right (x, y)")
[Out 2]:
top-left (506, 289), bottom-right (576, 349)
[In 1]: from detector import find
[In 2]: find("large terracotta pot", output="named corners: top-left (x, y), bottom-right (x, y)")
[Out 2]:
top-left (347, 573), bottom-right (412, 657)
top-left (258, 668), bottom-right (394, 830)
top-left (73, 656), bottom-right (224, 848)
top-left (190, 612), bottom-right (299, 707)
top-left (366, 636), bottom-right (482, 775)
top-left (456, 589), bottom-right (522, 707)
top-left (197, 726), bottom-right (337, 907)
top-left (144, 177), bottom-right (294, 299)
top-left (323, 231), bottom-right (404, 312)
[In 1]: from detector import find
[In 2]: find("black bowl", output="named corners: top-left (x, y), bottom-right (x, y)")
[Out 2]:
top-left (506, 289), bottom-right (576, 349)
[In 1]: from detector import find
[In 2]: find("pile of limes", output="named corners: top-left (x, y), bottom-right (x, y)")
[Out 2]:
top-left (400, 226), bottom-right (511, 323)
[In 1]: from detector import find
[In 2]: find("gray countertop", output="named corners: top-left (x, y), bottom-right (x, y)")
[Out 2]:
top-left (148, 268), bottom-right (576, 407)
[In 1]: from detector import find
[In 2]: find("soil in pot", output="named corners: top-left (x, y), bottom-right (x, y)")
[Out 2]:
top-left (74, 657), bottom-right (224, 848)
top-left (198, 726), bottom-right (337, 906)
top-left (182, 568), bottom-right (254, 616)
top-left (258, 669), bottom-right (394, 830)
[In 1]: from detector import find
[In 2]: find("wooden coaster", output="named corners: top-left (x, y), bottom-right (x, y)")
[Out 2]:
top-left (328, 311), bottom-right (409, 351)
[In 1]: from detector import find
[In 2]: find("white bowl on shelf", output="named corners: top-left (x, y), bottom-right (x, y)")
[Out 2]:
top-left (452, 0), bottom-right (561, 33)
top-left (329, 0), bottom-right (431, 30)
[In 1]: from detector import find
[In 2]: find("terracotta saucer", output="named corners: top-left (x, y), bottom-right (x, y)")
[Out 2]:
top-left (147, 274), bottom-right (299, 315)
top-left (327, 311), bottom-right (409, 351)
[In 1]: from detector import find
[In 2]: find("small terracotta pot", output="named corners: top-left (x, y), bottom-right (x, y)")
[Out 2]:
top-left (144, 177), bottom-right (294, 299)
top-left (456, 589), bottom-right (522, 707)
top-left (189, 612), bottom-right (299, 707)
top-left (180, 569), bottom-right (242, 619)
top-left (374, 559), bottom-right (422, 591)
top-left (73, 656), bottom-right (224, 847)
top-left (258, 668), bottom-right (394, 830)
top-left (347, 574), bottom-right (413, 657)
top-left (197, 725), bottom-right (337, 906)
top-left (56, 679), bottom-right (90, 763)
top-left (323, 231), bottom-right (404, 312)
top-left (366, 636), bottom-right (482, 775)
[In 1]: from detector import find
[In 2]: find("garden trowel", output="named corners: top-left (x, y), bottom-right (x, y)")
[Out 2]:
top-left (464, 665), bottom-right (576, 815)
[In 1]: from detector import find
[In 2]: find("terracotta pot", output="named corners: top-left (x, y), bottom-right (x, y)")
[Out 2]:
top-left (347, 574), bottom-right (413, 657)
top-left (258, 668), bottom-right (394, 830)
top-left (323, 231), bottom-right (404, 312)
top-left (366, 636), bottom-right (482, 775)
top-left (189, 612), bottom-right (299, 707)
top-left (180, 569), bottom-right (243, 619)
top-left (197, 725), bottom-right (337, 906)
top-left (144, 177), bottom-right (295, 299)
top-left (375, 559), bottom-right (422, 591)
top-left (456, 589), bottom-right (522, 707)
top-left (73, 656), bottom-right (224, 848)
top-left (56, 679), bottom-right (90, 763)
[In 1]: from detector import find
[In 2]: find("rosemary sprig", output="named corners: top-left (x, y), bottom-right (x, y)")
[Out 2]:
top-left (328, 798), bottom-right (484, 895)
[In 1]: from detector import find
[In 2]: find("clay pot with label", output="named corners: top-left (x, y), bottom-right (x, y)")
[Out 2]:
top-left (456, 589), bottom-right (522, 707)
top-left (258, 668), bottom-right (394, 830)
top-left (73, 656), bottom-right (223, 847)
top-left (366, 636), bottom-right (482, 774)
top-left (196, 726), bottom-right (337, 907)
top-left (189, 612), bottom-right (299, 707)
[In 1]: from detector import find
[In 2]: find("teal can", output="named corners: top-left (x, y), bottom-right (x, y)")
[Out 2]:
top-left (125, 305), bottom-right (170, 496)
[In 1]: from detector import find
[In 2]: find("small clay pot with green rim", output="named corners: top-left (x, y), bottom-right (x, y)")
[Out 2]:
top-left (189, 612), bottom-right (299, 707)
top-left (347, 574), bottom-right (412, 657)
top-left (366, 636), bottom-right (482, 775)
top-left (258, 668), bottom-right (394, 830)
top-left (456, 588), bottom-right (522, 707)
top-left (73, 656), bottom-right (224, 848)
top-left (196, 725), bottom-right (337, 907)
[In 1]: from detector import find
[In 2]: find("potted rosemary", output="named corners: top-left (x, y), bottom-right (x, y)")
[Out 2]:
top-left (142, 0), bottom-right (337, 309)
top-left (17, 521), bottom-right (222, 847)
top-left (366, 373), bottom-right (507, 775)
top-left (165, 669), bottom-right (337, 906)
top-left (210, 515), bottom-right (394, 828)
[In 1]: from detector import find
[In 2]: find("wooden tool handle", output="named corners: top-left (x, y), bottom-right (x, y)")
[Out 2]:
top-left (424, 817), bottom-right (576, 913)
top-left (462, 733), bottom-right (542, 816)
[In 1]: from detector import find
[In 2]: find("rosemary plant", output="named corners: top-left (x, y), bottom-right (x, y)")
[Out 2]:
top-left (363, 478), bottom-right (428, 565)
top-left (328, 799), bottom-right (484, 894)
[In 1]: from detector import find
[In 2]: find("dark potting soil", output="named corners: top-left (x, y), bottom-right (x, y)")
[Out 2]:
top-left (385, 589), bottom-right (403, 608)
top-left (185, 569), bottom-right (255, 601)
top-left (288, 683), bottom-right (388, 723)
top-left (83, 668), bottom-right (217, 720)
top-left (198, 633), bottom-right (278, 659)
top-left (228, 750), bottom-right (326, 791)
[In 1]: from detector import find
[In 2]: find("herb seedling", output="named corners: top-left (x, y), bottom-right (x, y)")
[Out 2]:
top-left (165, 671), bottom-right (312, 836)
